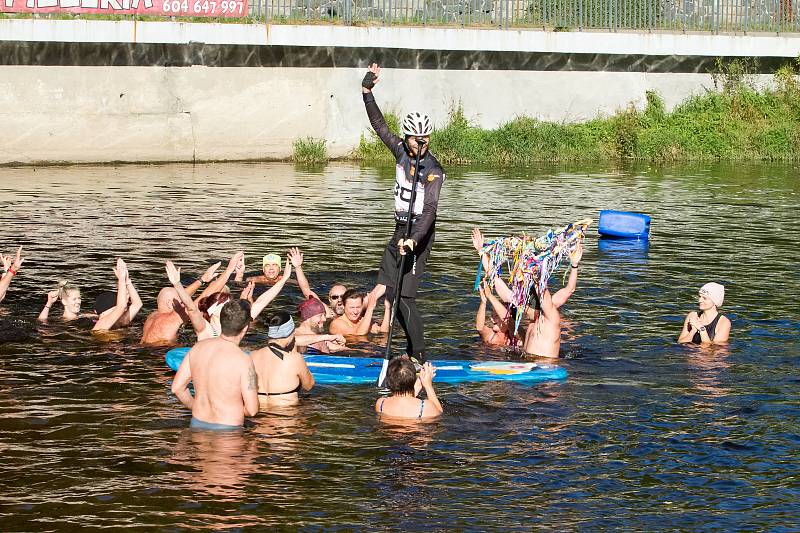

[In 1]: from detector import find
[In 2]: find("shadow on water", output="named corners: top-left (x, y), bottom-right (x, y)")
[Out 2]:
top-left (0, 161), bottom-right (799, 529)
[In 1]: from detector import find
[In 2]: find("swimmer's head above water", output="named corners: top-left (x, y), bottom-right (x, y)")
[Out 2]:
top-left (262, 253), bottom-right (282, 281)
top-left (699, 282), bottom-right (724, 309)
top-left (385, 357), bottom-right (417, 396)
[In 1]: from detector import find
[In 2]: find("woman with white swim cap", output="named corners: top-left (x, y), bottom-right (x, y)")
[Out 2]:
top-left (678, 282), bottom-right (731, 345)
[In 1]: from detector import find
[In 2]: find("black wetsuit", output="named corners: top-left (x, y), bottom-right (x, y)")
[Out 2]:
top-left (363, 91), bottom-right (446, 361)
top-left (688, 312), bottom-right (723, 344)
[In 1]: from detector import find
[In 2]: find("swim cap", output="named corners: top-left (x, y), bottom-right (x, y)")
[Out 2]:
top-left (268, 316), bottom-right (295, 339)
top-left (298, 297), bottom-right (326, 321)
top-left (262, 253), bottom-right (281, 267)
top-left (699, 282), bottom-right (725, 308)
top-left (94, 291), bottom-right (117, 315)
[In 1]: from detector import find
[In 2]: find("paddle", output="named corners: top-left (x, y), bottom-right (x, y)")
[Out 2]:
top-left (377, 139), bottom-right (426, 388)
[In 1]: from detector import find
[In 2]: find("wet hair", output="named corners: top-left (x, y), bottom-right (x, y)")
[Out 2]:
top-left (341, 289), bottom-right (364, 305)
top-left (197, 292), bottom-right (231, 321)
top-left (94, 291), bottom-right (117, 315)
top-left (265, 310), bottom-right (292, 330)
top-left (57, 280), bottom-right (80, 301)
top-left (385, 357), bottom-right (417, 396)
top-left (219, 299), bottom-right (251, 336)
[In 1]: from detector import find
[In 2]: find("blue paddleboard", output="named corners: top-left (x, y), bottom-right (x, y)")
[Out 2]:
top-left (165, 347), bottom-right (567, 385)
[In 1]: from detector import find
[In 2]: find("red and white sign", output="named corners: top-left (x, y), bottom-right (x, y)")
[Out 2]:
top-left (1, 0), bottom-right (247, 17)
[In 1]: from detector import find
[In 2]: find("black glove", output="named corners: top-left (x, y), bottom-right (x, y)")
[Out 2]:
top-left (362, 71), bottom-right (377, 90)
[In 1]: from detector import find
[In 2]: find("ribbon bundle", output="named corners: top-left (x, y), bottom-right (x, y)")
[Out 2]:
top-left (474, 219), bottom-right (592, 334)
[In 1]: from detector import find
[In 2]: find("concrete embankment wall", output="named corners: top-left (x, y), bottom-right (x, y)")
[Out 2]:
top-left (1, 20), bottom-right (798, 164)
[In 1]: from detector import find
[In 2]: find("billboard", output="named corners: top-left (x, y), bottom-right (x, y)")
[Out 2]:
top-left (1, 0), bottom-right (248, 16)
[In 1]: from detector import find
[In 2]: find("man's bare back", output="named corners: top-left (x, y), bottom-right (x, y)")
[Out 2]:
top-left (523, 289), bottom-right (562, 358)
top-left (172, 337), bottom-right (259, 427)
top-left (141, 308), bottom-right (185, 346)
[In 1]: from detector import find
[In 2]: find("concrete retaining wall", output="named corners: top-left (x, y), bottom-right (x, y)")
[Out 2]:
top-left (0, 20), bottom-right (797, 164)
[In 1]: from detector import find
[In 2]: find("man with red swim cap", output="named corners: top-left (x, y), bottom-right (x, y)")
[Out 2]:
top-left (295, 297), bottom-right (347, 353)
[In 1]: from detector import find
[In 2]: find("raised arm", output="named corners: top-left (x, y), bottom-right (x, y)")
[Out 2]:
top-left (93, 258), bottom-right (130, 331)
top-left (250, 257), bottom-right (292, 320)
top-left (552, 241), bottom-right (582, 309)
top-left (166, 261), bottom-right (207, 335)
top-left (355, 291), bottom-right (379, 336)
top-left (472, 229), bottom-right (514, 303)
top-left (195, 252), bottom-right (242, 302)
top-left (289, 247), bottom-right (314, 299)
top-left (378, 298), bottom-right (391, 333)
top-left (0, 247), bottom-right (24, 304)
top-left (475, 284), bottom-right (488, 333)
top-left (116, 275), bottom-right (143, 326)
top-left (38, 290), bottom-right (60, 322)
top-left (362, 63), bottom-right (405, 158)
top-left (419, 363), bottom-right (443, 416)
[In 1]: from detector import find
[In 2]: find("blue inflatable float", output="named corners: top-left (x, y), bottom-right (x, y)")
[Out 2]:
top-left (598, 210), bottom-right (651, 240)
top-left (165, 347), bottom-right (567, 385)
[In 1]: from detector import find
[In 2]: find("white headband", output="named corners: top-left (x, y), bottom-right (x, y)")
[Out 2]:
top-left (207, 299), bottom-right (228, 317)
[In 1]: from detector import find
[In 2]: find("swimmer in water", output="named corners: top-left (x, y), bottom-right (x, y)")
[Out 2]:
top-left (678, 282), bottom-right (731, 345)
top-left (375, 358), bottom-right (442, 420)
top-left (92, 258), bottom-right (143, 332)
top-left (0, 246), bottom-right (24, 304)
top-left (288, 247), bottom-right (346, 319)
top-left (171, 299), bottom-right (259, 430)
top-left (246, 252), bottom-right (299, 286)
top-left (475, 281), bottom-right (514, 347)
top-left (37, 281), bottom-right (83, 322)
top-left (140, 251), bottom-right (242, 346)
top-left (472, 228), bottom-right (583, 358)
top-left (329, 289), bottom-right (389, 337)
top-left (295, 297), bottom-right (348, 353)
top-left (250, 311), bottom-right (315, 408)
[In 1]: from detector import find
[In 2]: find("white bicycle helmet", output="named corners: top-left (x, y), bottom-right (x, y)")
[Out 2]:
top-left (401, 112), bottom-right (433, 137)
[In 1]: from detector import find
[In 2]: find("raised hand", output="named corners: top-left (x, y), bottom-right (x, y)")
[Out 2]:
top-left (362, 63), bottom-right (381, 92)
top-left (471, 228), bottom-right (484, 253)
top-left (114, 258), bottom-right (128, 281)
top-left (46, 289), bottom-right (60, 306)
top-left (282, 255), bottom-right (293, 280)
top-left (570, 241), bottom-right (583, 267)
top-left (227, 251), bottom-right (244, 273)
top-left (366, 289), bottom-right (378, 309)
top-left (288, 247), bottom-right (303, 268)
top-left (165, 261), bottom-right (181, 286)
top-left (419, 362), bottom-right (436, 388)
top-left (479, 281), bottom-right (488, 302)
top-left (1, 255), bottom-right (11, 274)
top-left (13, 246), bottom-right (23, 269)
top-left (240, 281), bottom-right (255, 302)
top-left (201, 261), bottom-right (221, 283)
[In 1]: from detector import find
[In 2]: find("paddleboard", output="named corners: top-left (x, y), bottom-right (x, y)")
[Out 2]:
top-left (165, 347), bottom-right (567, 385)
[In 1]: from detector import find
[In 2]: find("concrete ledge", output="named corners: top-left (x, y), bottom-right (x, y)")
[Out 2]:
top-left (1, 19), bottom-right (799, 57)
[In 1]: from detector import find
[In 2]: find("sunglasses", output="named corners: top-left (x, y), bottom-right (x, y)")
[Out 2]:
top-left (329, 294), bottom-right (344, 300)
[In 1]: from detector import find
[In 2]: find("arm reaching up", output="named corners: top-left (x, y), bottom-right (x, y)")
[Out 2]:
top-left (166, 261), bottom-right (207, 335)
top-left (93, 258), bottom-right (130, 331)
top-left (250, 256), bottom-right (292, 320)
top-left (552, 241), bottom-right (582, 309)
top-left (196, 251), bottom-right (243, 302)
top-left (0, 246), bottom-right (24, 304)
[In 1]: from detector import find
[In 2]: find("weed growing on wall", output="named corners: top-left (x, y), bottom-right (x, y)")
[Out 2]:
top-left (293, 137), bottom-right (328, 165)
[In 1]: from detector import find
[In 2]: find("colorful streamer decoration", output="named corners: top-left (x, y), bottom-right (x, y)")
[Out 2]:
top-left (475, 218), bottom-right (592, 335)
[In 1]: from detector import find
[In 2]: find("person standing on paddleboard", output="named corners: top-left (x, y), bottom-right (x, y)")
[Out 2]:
top-left (362, 63), bottom-right (445, 364)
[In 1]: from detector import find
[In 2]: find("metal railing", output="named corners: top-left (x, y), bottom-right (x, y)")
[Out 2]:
top-left (250, 0), bottom-right (800, 32)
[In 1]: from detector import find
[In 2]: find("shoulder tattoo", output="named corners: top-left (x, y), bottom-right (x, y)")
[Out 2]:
top-left (247, 366), bottom-right (258, 390)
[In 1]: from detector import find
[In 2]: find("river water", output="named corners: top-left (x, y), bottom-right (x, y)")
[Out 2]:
top-left (0, 162), bottom-right (798, 530)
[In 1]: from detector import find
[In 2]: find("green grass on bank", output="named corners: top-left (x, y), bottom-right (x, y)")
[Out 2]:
top-left (353, 59), bottom-right (800, 165)
top-left (292, 136), bottom-right (328, 165)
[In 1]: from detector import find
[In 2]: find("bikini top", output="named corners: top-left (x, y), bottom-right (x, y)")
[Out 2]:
top-left (260, 342), bottom-right (302, 396)
top-left (379, 397), bottom-right (425, 419)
